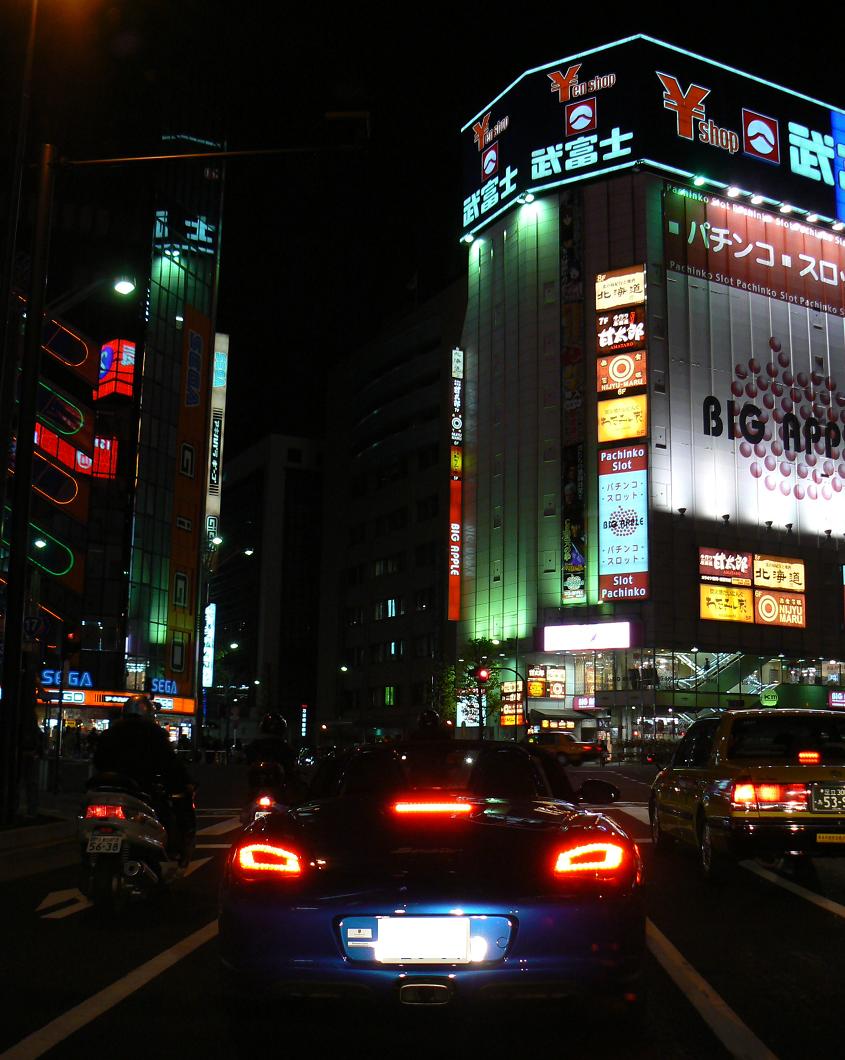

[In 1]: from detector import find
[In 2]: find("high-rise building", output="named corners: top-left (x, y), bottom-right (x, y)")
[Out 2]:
top-left (457, 37), bottom-right (845, 748)
top-left (316, 282), bottom-right (466, 739)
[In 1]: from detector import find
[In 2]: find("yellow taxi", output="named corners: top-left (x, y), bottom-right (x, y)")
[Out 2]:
top-left (649, 709), bottom-right (845, 879)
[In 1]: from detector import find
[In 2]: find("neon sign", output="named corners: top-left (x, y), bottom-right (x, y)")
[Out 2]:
top-left (448, 348), bottom-right (464, 622)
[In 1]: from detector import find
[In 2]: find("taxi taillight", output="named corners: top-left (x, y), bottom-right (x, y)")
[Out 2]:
top-left (731, 782), bottom-right (808, 811)
top-left (85, 804), bottom-right (126, 819)
top-left (798, 751), bottom-right (821, 765)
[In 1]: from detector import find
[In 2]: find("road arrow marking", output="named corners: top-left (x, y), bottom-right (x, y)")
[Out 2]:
top-left (37, 888), bottom-right (92, 919)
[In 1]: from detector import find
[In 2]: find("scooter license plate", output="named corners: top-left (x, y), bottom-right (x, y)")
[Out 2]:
top-left (253, 810), bottom-right (271, 820)
top-left (87, 835), bottom-right (122, 854)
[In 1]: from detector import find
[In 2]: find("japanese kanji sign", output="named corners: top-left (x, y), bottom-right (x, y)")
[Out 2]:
top-left (699, 548), bottom-right (753, 586)
top-left (461, 36), bottom-right (845, 239)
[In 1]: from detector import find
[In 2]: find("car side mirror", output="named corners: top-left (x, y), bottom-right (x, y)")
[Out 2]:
top-left (577, 779), bottom-right (620, 805)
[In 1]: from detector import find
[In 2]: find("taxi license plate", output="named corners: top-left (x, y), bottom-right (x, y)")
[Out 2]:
top-left (812, 785), bottom-right (845, 812)
top-left (375, 917), bottom-right (471, 964)
top-left (817, 833), bottom-right (845, 844)
top-left (87, 835), bottom-right (122, 854)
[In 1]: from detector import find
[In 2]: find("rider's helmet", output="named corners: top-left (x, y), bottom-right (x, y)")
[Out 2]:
top-left (122, 694), bottom-right (156, 719)
top-left (417, 709), bottom-right (442, 733)
top-left (260, 712), bottom-right (289, 740)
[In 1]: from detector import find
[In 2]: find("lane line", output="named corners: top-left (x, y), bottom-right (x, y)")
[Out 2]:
top-left (195, 842), bottom-right (233, 850)
top-left (614, 805), bottom-right (651, 826)
top-left (195, 808), bottom-right (241, 816)
top-left (740, 861), bottom-right (845, 918)
top-left (182, 857), bottom-right (211, 878)
top-left (196, 817), bottom-right (240, 836)
top-left (646, 920), bottom-right (779, 1060)
top-left (0, 920), bottom-right (219, 1059)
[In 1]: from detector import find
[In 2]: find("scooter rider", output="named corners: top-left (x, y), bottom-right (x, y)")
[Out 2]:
top-left (245, 712), bottom-right (299, 800)
top-left (93, 694), bottom-right (196, 867)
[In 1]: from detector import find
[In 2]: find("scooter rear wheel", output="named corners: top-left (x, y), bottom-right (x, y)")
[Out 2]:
top-left (92, 857), bottom-right (128, 915)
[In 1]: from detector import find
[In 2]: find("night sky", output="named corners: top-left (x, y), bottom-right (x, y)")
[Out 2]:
top-left (2, 3), bottom-right (843, 455)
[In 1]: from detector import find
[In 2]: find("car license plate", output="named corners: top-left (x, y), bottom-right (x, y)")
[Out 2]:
top-left (812, 785), bottom-right (845, 812)
top-left (817, 833), bottom-right (845, 844)
top-left (86, 835), bottom-right (122, 854)
top-left (375, 917), bottom-right (471, 964)
top-left (253, 810), bottom-right (271, 820)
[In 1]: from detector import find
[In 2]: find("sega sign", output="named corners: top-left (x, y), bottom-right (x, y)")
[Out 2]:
top-left (152, 678), bottom-right (179, 695)
top-left (41, 669), bottom-right (93, 688)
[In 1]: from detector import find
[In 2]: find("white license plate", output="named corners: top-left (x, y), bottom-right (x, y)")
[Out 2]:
top-left (87, 835), bottom-right (122, 854)
top-left (253, 811), bottom-right (271, 820)
top-left (375, 917), bottom-right (471, 964)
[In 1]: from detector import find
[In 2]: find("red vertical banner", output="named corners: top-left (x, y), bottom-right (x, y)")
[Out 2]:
top-left (448, 348), bottom-right (464, 621)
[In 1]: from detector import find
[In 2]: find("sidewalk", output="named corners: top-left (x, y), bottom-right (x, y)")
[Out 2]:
top-left (0, 789), bottom-right (82, 852)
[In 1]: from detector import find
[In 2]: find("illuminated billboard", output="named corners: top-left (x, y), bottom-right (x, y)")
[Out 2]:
top-left (754, 589), bottom-right (806, 628)
top-left (598, 445), bottom-right (649, 601)
top-left (663, 189), bottom-right (845, 538)
top-left (96, 339), bottom-right (136, 399)
top-left (699, 549), bottom-right (752, 586)
top-left (596, 305), bottom-right (647, 353)
top-left (597, 394), bottom-right (648, 442)
top-left (700, 584), bottom-right (754, 623)
top-left (448, 348), bottom-right (464, 621)
top-left (597, 350), bottom-right (647, 395)
top-left (544, 621), bottom-right (631, 651)
top-left (595, 266), bottom-right (646, 311)
top-left (462, 36), bottom-right (845, 239)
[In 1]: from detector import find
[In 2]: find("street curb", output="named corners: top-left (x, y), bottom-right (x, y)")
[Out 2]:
top-left (0, 818), bottom-right (78, 852)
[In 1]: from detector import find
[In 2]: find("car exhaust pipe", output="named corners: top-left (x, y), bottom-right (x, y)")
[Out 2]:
top-left (399, 983), bottom-right (451, 1006)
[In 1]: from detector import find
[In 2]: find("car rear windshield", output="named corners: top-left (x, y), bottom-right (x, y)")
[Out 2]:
top-left (314, 745), bottom-right (553, 801)
top-left (726, 715), bottom-right (845, 762)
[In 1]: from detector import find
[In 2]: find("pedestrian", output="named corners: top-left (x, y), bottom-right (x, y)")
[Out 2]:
top-left (19, 703), bottom-right (45, 819)
top-left (86, 726), bottom-right (99, 758)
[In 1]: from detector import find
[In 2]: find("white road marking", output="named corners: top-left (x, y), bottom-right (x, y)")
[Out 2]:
top-left (194, 842), bottom-right (233, 850)
top-left (646, 920), bottom-right (779, 1060)
top-left (196, 817), bottom-right (240, 835)
top-left (613, 804), bottom-right (651, 826)
top-left (37, 889), bottom-right (92, 919)
top-left (601, 769), bottom-right (655, 788)
top-left (181, 857), bottom-right (211, 878)
top-left (0, 920), bottom-right (219, 1059)
top-left (195, 808), bottom-right (241, 816)
top-left (740, 860), bottom-right (845, 918)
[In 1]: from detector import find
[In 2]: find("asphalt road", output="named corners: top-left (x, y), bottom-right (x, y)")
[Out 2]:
top-left (1, 761), bottom-right (841, 1058)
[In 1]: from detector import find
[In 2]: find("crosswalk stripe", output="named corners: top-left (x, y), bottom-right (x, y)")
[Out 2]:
top-left (196, 817), bottom-right (240, 836)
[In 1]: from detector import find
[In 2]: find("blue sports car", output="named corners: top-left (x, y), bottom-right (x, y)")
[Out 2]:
top-left (219, 739), bottom-right (644, 1010)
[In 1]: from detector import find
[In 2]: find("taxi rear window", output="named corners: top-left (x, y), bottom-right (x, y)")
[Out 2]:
top-left (726, 716), bottom-right (845, 762)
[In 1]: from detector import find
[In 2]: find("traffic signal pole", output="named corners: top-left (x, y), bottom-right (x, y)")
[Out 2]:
top-left (0, 143), bottom-right (54, 824)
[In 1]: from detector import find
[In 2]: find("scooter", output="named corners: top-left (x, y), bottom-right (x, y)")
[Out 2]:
top-left (242, 760), bottom-right (287, 825)
top-left (79, 773), bottom-right (186, 913)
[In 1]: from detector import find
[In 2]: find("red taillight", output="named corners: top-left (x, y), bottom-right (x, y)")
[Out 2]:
top-left (258, 796), bottom-right (273, 808)
top-left (554, 841), bottom-right (627, 875)
top-left (235, 843), bottom-right (303, 876)
top-left (85, 804), bottom-right (126, 819)
top-left (798, 750), bottom-right (821, 765)
top-left (731, 782), bottom-right (808, 811)
top-left (392, 801), bottom-right (473, 816)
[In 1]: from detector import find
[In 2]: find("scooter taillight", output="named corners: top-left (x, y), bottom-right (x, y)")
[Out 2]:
top-left (86, 804), bottom-right (126, 819)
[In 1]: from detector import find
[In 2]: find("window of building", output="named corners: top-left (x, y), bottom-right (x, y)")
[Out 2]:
top-left (374, 553), bottom-right (403, 577)
top-left (180, 443), bottom-right (195, 477)
top-left (414, 633), bottom-right (436, 658)
top-left (345, 606), bottom-right (365, 626)
top-left (173, 571), bottom-right (189, 608)
top-left (171, 632), bottom-right (186, 672)
top-left (384, 685), bottom-right (396, 707)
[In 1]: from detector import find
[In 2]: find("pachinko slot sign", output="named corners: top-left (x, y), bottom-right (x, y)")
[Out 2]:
top-left (598, 444), bottom-right (649, 602)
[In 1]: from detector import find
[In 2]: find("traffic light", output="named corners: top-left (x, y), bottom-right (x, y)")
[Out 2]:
top-left (62, 626), bottom-right (80, 659)
top-left (474, 666), bottom-right (491, 685)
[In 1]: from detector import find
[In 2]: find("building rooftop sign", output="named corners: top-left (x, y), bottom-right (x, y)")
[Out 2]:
top-left (461, 35), bottom-right (845, 239)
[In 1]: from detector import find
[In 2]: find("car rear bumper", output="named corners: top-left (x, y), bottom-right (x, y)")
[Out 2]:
top-left (219, 894), bottom-right (645, 1003)
top-left (719, 817), bottom-right (845, 856)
